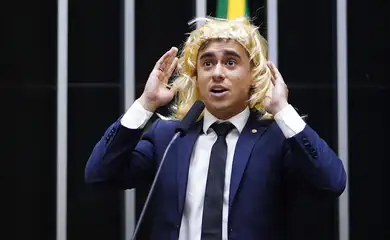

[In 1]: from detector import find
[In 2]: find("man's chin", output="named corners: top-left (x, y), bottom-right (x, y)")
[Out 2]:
top-left (205, 101), bottom-right (232, 113)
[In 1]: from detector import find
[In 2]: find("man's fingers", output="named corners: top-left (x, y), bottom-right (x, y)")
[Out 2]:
top-left (270, 74), bottom-right (276, 86)
top-left (267, 62), bottom-right (277, 85)
top-left (266, 84), bottom-right (274, 98)
top-left (155, 49), bottom-right (172, 70)
top-left (158, 57), bottom-right (178, 84)
top-left (267, 61), bottom-right (275, 77)
top-left (166, 57), bottom-right (178, 80)
top-left (163, 48), bottom-right (178, 72)
top-left (268, 61), bottom-right (284, 83)
top-left (155, 47), bottom-right (178, 71)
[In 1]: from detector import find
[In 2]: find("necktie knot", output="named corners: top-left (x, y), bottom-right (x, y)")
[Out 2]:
top-left (211, 122), bottom-right (234, 137)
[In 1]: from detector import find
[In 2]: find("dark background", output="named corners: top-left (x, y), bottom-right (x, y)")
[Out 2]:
top-left (1, 0), bottom-right (387, 239)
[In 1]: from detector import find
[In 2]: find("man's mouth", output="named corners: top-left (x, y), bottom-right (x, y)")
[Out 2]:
top-left (210, 87), bottom-right (229, 97)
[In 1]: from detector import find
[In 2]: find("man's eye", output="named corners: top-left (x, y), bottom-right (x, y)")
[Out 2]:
top-left (203, 61), bottom-right (212, 67)
top-left (226, 60), bottom-right (236, 66)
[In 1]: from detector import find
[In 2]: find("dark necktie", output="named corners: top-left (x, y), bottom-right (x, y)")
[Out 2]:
top-left (201, 122), bottom-right (235, 240)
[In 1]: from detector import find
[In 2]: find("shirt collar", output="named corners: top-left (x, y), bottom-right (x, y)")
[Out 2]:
top-left (202, 107), bottom-right (250, 134)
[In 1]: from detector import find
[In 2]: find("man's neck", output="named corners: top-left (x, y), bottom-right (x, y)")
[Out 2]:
top-left (203, 106), bottom-right (250, 134)
top-left (209, 106), bottom-right (247, 120)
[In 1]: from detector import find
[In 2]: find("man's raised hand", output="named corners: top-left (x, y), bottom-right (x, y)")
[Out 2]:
top-left (139, 47), bottom-right (179, 112)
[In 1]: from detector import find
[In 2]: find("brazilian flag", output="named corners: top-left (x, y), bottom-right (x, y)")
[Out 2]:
top-left (216, 0), bottom-right (249, 19)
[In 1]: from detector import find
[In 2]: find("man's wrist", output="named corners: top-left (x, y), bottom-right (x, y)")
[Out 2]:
top-left (138, 95), bottom-right (158, 113)
top-left (274, 104), bottom-right (306, 138)
top-left (272, 101), bottom-right (289, 116)
top-left (120, 99), bottom-right (154, 129)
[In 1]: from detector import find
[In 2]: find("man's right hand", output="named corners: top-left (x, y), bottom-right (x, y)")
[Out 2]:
top-left (138, 47), bottom-right (179, 112)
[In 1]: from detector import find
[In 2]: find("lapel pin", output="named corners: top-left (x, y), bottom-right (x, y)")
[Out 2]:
top-left (251, 129), bottom-right (257, 133)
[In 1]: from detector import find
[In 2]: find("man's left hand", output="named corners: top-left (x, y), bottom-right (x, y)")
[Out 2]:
top-left (264, 61), bottom-right (289, 115)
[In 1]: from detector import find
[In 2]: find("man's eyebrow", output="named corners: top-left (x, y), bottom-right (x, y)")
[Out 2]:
top-left (199, 50), bottom-right (242, 60)
top-left (223, 50), bottom-right (241, 59)
top-left (199, 51), bottom-right (215, 60)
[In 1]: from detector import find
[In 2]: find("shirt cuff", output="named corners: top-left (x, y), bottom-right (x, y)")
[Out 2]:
top-left (274, 104), bottom-right (306, 138)
top-left (120, 99), bottom-right (154, 129)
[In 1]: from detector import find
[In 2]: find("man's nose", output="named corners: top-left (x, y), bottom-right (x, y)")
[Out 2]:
top-left (212, 63), bottom-right (225, 81)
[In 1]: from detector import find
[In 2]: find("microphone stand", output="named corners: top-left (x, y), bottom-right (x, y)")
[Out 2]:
top-left (130, 99), bottom-right (205, 239)
top-left (130, 131), bottom-right (181, 240)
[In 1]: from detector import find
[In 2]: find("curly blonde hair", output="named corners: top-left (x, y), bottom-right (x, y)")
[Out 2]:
top-left (168, 16), bottom-right (273, 119)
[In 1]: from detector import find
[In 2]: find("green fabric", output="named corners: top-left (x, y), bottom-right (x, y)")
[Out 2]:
top-left (216, 0), bottom-right (228, 18)
top-left (216, 0), bottom-right (249, 19)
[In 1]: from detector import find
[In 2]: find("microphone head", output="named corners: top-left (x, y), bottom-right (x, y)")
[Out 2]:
top-left (175, 100), bottom-right (205, 136)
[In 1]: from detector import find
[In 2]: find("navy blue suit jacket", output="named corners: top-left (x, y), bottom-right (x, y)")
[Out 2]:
top-left (85, 112), bottom-right (346, 240)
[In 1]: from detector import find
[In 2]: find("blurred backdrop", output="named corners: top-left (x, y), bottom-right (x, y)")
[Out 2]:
top-left (2, 0), bottom-right (387, 239)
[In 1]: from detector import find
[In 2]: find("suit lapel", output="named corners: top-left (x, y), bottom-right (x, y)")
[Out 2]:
top-left (177, 120), bottom-right (203, 216)
top-left (229, 113), bottom-right (271, 208)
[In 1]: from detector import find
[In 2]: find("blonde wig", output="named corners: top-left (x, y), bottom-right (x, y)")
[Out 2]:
top-left (168, 16), bottom-right (273, 120)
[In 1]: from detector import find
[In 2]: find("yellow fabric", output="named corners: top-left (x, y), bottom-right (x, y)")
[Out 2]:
top-left (227, 0), bottom-right (246, 19)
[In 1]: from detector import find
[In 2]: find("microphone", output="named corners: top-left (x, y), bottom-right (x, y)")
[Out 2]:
top-left (175, 100), bottom-right (205, 136)
top-left (131, 100), bottom-right (205, 240)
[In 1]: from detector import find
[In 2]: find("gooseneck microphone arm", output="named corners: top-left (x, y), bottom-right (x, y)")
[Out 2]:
top-left (130, 100), bottom-right (205, 240)
top-left (130, 131), bottom-right (180, 240)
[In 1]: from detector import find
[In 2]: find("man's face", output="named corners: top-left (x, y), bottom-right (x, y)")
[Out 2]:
top-left (196, 39), bottom-right (253, 119)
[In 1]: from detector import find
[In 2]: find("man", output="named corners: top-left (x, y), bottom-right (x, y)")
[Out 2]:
top-left (85, 17), bottom-right (346, 240)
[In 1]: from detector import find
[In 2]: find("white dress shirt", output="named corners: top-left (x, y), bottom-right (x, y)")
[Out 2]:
top-left (120, 100), bottom-right (306, 240)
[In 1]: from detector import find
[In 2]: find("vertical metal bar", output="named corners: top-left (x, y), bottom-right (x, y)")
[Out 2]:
top-left (267, 0), bottom-right (278, 65)
top-left (337, 0), bottom-right (349, 239)
top-left (124, 0), bottom-right (136, 239)
top-left (57, 0), bottom-right (68, 239)
top-left (196, 0), bottom-right (207, 28)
